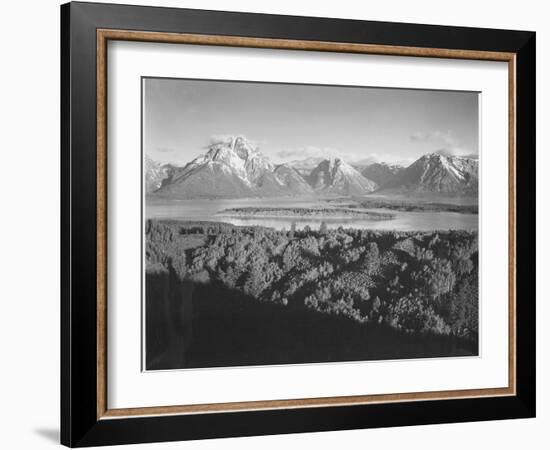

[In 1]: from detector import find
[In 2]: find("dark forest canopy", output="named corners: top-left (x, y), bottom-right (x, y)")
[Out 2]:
top-left (146, 220), bottom-right (479, 341)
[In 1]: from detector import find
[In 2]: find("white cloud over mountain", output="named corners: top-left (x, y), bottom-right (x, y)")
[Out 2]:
top-left (409, 130), bottom-right (476, 157)
top-left (276, 146), bottom-right (389, 165)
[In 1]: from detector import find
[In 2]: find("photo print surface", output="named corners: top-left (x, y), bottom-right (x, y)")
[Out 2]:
top-left (143, 77), bottom-right (480, 371)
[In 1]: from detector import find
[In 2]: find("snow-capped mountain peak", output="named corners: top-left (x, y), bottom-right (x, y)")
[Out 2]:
top-left (200, 136), bottom-right (275, 184)
top-left (154, 137), bottom-right (311, 198)
top-left (144, 155), bottom-right (178, 193)
top-left (381, 152), bottom-right (478, 195)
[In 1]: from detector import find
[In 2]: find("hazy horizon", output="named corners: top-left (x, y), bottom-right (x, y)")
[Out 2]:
top-left (143, 77), bottom-right (479, 167)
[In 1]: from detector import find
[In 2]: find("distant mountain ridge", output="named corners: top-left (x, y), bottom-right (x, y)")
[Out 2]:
top-left (146, 138), bottom-right (478, 198)
top-left (307, 158), bottom-right (378, 196)
top-left (287, 157), bottom-right (324, 176)
top-left (150, 137), bottom-right (379, 198)
top-left (379, 153), bottom-right (478, 195)
top-left (360, 162), bottom-right (404, 188)
top-left (145, 156), bottom-right (177, 193)
top-left (273, 163), bottom-right (314, 195)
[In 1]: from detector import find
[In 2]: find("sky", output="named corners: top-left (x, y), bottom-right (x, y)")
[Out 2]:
top-left (143, 77), bottom-right (479, 166)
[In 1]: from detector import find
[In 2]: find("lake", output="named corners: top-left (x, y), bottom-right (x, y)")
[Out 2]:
top-left (146, 196), bottom-right (478, 232)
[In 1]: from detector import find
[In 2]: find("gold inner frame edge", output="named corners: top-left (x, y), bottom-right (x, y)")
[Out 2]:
top-left (95, 29), bottom-right (517, 420)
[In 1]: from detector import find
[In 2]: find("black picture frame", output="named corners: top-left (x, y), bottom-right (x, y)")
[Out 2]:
top-left (61, 1), bottom-right (536, 447)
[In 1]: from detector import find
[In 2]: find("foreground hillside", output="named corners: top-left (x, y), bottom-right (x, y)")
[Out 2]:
top-left (145, 220), bottom-right (478, 369)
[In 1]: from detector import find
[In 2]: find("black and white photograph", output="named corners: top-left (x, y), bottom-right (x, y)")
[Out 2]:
top-left (143, 77), bottom-right (480, 371)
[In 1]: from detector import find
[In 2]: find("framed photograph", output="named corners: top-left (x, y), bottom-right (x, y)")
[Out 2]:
top-left (61, 2), bottom-right (536, 447)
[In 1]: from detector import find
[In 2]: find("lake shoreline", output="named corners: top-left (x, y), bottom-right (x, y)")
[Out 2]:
top-left (145, 195), bottom-right (479, 232)
top-left (216, 206), bottom-right (395, 221)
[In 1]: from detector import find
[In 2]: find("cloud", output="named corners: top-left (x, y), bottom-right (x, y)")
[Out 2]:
top-left (206, 134), bottom-right (260, 149)
top-left (410, 130), bottom-right (476, 157)
top-left (275, 146), bottom-right (329, 160)
top-left (275, 146), bottom-right (383, 164)
top-left (410, 130), bottom-right (459, 146)
top-left (433, 148), bottom-right (455, 157)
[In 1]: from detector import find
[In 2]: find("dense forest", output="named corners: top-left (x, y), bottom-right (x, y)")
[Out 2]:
top-left (145, 219), bottom-right (479, 369)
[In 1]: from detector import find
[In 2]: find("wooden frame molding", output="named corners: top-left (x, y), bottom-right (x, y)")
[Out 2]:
top-left (96, 28), bottom-right (517, 421)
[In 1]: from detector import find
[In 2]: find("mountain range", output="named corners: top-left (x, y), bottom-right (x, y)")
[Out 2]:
top-left (379, 153), bottom-right (478, 194)
top-left (150, 136), bottom-right (376, 198)
top-left (147, 136), bottom-right (478, 198)
top-left (307, 158), bottom-right (378, 195)
top-left (145, 156), bottom-right (176, 193)
top-left (287, 157), bottom-right (324, 176)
